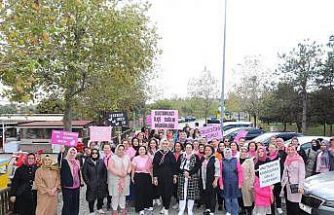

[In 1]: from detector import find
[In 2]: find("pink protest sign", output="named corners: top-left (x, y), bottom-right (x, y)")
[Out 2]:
top-left (234, 130), bottom-right (248, 142)
top-left (151, 110), bottom-right (178, 129)
top-left (51, 130), bottom-right (79, 147)
top-left (145, 115), bottom-right (152, 125)
top-left (200, 124), bottom-right (223, 140)
top-left (89, 126), bottom-right (112, 142)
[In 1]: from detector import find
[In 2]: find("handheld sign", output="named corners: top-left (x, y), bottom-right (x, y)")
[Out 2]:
top-left (51, 130), bottom-right (79, 147)
top-left (105, 112), bottom-right (128, 126)
top-left (151, 110), bottom-right (178, 130)
top-left (259, 160), bottom-right (281, 188)
top-left (200, 124), bottom-right (223, 140)
top-left (89, 126), bottom-right (112, 142)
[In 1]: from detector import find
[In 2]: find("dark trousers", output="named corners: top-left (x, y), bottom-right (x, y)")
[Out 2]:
top-left (286, 199), bottom-right (300, 215)
top-left (158, 177), bottom-right (173, 209)
top-left (134, 173), bottom-right (153, 212)
top-left (202, 188), bottom-right (216, 213)
top-left (216, 188), bottom-right (224, 207)
top-left (88, 198), bottom-right (103, 213)
top-left (62, 188), bottom-right (80, 215)
top-left (15, 190), bottom-right (37, 215)
top-left (273, 184), bottom-right (282, 208)
top-left (106, 187), bottom-right (111, 208)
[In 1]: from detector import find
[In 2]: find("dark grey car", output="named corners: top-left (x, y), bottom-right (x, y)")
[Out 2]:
top-left (300, 171), bottom-right (334, 215)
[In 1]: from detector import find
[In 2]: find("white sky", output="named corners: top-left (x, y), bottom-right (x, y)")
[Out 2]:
top-left (148, 0), bottom-right (334, 99)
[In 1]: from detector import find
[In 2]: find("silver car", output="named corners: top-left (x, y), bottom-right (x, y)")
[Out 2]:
top-left (300, 171), bottom-right (334, 215)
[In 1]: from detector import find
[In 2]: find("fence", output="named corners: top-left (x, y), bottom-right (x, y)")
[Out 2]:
top-left (0, 187), bottom-right (11, 215)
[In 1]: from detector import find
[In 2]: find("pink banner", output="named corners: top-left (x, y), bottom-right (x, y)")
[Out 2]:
top-left (51, 130), bottom-right (79, 147)
top-left (151, 110), bottom-right (178, 129)
top-left (89, 126), bottom-right (112, 142)
top-left (200, 124), bottom-right (223, 140)
top-left (234, 130), bottom-right (248, 142)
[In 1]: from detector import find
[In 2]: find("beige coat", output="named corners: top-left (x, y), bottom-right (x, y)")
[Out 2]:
top-left (35, 167), bottom-right (60, 215)
top-left (241, 158), bottom-right (255, 207)
top-left (108, 155), bottom-right (131, 197)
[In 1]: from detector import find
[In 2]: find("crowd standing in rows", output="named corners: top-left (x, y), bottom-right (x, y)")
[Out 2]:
top-left (8, 125), bottom-right (334, 215)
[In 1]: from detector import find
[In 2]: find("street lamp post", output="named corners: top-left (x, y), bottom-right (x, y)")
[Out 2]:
top-left (221, 0), bottom-right (228, 130)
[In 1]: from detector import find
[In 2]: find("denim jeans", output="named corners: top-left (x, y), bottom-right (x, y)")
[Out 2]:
top-left (225, 197), bottom-right (239, 215)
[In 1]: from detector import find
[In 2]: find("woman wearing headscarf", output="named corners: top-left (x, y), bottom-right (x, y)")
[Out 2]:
top-left (83, 148), bottom-right (107, 214)
top-left (239, 147), bottom-right (255, 215)
top-left (215, 142), bottom-right (225, 211)
top-left (314, 140), bottom-right (331, 174)
top-left (60, 147), bottom-right (82, 215)
top-left (200, 145), bottom-right (220, 215)
top-left (153, 139), bottom-right (177, 215)
top-left (35, 155), bottom-right (60, 215)
top-left (10, 153), bottom-right (38, 215)
top-left (253, 147), bottom-right (272, 215)
top-left (219, 148), bottom-right (243, 215)
top-left (305, 139), bottom-right (320, 177)
top-left (281, 144), bottom-right (305, 215)
top-left (176, 143), bottom-right (200, 215)
top-left (108, 144), bottom-right (132, 215)
top-left (131, 146), bottom-right (153, 215)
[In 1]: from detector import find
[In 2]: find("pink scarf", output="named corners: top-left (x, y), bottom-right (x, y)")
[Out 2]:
top-left (248, 150), bottom-right (257, 158)
top-left (285, 152), bottom-right (303, 166)
top-left (269, 151), bottom-right (278, 161)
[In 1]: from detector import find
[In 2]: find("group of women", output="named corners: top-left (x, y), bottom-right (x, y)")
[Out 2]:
top-left (9, 130), bottom-right (334, 215)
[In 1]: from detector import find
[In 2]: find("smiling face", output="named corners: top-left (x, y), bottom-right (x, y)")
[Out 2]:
top-left (43, 156), bottom-right (52, 166)
top-left (161, 140), bottom-right (169, 151)
top-left (249, 142), bottom-right (256, 151)
top-left (27, 154), bottom-right (35, 165)
top-left (268, 144), bottom-right (277, 154)
top-left (91, 150), bottom-right (99, 159)
top-left (230, 142), bottom-right (238, 151)
top-left (204, 146), bottom-right (213, 157)
top-left (103, 144), bottom-right (111, 155)
top-left (287, 145), bottom-right (296, 156)
top-left (185, 144), bottom-right (193, 154)
top-left (138, 146), bottom-right (146, 156)
top-left (218, 142), bottom-right (225, 152)
top-left (258, 148), bottom-right (265, 158)
top-left (174, 143), bottom-right (182, 152)
top-left (117, 145), bottom-right (125, 157)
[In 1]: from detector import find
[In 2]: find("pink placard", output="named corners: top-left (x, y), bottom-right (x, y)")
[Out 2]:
top-left (234, 130), bottom-right (248, 142)
top-left (51, 130), bottom-right (79, 147)
top-left (151, 110), bottom-right (178, 129)
top-left (145, 115), bottom-right (152, 125)
top-left (89, 126), bottom-right (112, 142)
top-left (200, 124), bottom-right (223, 140)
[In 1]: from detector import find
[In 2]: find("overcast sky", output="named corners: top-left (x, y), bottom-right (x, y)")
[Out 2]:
top-left (148, 0), bottom-right (334, 99)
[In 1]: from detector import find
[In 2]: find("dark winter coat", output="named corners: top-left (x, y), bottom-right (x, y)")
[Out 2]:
top-left (82, 157), bottom-right (107, 201)
top-left (10, 164), bottom-right (38, 215)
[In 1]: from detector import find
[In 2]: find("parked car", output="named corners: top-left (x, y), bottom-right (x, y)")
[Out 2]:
top-left (222, 121), bottom-right (253, 131)
top-left (184, 116), bottom-right (196, 122)
top-left (300, 171), bottom-right (334, 215)
top-left (178, 117), bottom-right (185, 123)
top-left (224, 127), bottom-right (264, 141)
top-left (284, 136), bottom-right (331, 150)
top-left (207, 116), bottom-right (220, 124)
top-left (250, 131), bottom-right (302, 146)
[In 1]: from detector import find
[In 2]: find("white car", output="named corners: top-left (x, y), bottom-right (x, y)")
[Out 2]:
top-left (284, 136), bottom-right (331, 150)
top-left (222, 121), bottom-right (253, 131)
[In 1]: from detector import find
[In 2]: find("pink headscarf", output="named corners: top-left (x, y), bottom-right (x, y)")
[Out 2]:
top-left (256, 147), bottom-right (267, 163)
top-left (285, 146), bottom-right (303, 166)
top-left (66, 147), bottom-right (80, 177)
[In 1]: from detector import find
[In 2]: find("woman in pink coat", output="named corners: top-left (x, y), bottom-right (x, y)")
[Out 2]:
top-left (281, 144), bottom-right (305, 215)
top-left (253, 147), bottom-right (272, 215)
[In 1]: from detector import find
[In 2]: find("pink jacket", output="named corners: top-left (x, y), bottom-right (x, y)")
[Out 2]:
top-left (218, 159), bottom-right (243, 188)
top-left (254, 176), bottom-right (272, 207)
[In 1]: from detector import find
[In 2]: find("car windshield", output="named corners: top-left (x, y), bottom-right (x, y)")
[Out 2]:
top-left (252, 132), bottom-right (279, 143)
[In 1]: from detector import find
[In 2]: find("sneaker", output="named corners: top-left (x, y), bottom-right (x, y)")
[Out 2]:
top-left (139, 210), bottom-right (145, 215)
top-left (98, 209), bottom-right (106, 214)
top-left (148, 207), bottom-right (153, 211)
top-left (89, 213), bottom-right (95, 215)
top-left (226, 213), bottom-right (231, 215)
top-left (172, 203), bottom-right (179, 209)
top-left (277, 208), bottom-right (283, 214)
top-left (156, 199), bottom-right (162, 206)
top-left (160, 207), bottom-right (165, 214)
top-left (164, 209), bottom-right (169, 215)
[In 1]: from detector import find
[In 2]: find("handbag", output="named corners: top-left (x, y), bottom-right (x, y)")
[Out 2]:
top-left (287, 167), bottom-right (299, 194)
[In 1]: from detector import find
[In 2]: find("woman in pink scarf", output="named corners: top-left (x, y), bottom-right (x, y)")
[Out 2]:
top-left (108, 144), bottom-right (131, 215)
top-left (60, 147), bottom-right (82, 215)
top-left (281, 144), bottom-right (305, 215)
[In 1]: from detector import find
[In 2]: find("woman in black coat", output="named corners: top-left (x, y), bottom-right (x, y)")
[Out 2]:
top-left (82, 148), bottom-right (107, 214)
top-left (9, 153), bottom-right (38, 215)
top-left (153, 139), bottom-right (177, 215)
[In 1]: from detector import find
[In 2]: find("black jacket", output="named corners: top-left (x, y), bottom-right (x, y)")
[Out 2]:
top-left (82, 158), bottom-right (107, 201)
top-left (10, 164), bottom-right (37, 215)
top-left (60, 159), bottom-right (81, 188)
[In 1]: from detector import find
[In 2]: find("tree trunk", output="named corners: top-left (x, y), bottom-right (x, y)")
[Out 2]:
top-left (323, 121), bottom-right (326, 136)
top-left (283, 122), bottom-right (287, 131)
top-left (301, 88), bottom-right (308, 134)
top-left (253, 114), bottom-right (257, 127)
top-left (296, 123), bottom-right (302, 133)
top-left (63, 98), bottom-right (72, 131)
top-left (330, 124), bottom-right (333, 136)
